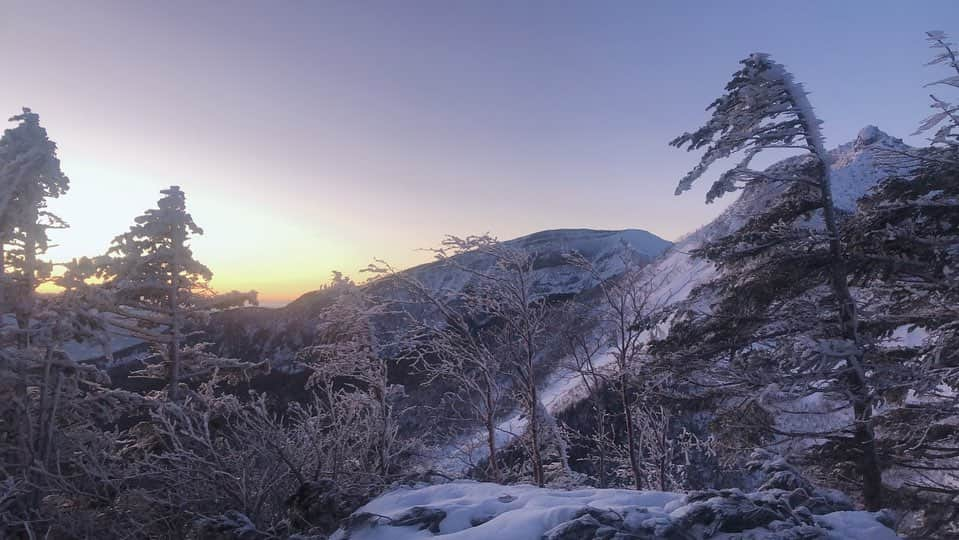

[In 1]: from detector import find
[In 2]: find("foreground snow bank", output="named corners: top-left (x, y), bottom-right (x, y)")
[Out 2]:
top-left (331, 481), bottom-right (899, 540)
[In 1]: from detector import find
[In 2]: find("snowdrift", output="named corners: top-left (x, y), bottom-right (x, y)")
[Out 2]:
top-left (331, 481), bottom-right (899, 540)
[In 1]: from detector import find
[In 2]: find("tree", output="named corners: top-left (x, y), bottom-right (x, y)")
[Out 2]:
top-left (913, 31), bottom-right (959, 150)
top-left (297, 274), bottom-right (415, 483)
top-left (1, 108), bottom-right (71, 488)
top-left (669, 54), bottom-right (882, 509)
top-left (840, 33), bottom-right (959, 528)
top-left (565, 244), bottom-right (680, 490)
top-left (428, 235), bottom-right (563, 487)
top-left (558, 300), bottom-right (615, 487)
top-left (0, 108), bottom-right (69, 324)
top-left (0, 111), bottom-right (145, 536)
top-left (366, 258), bottom-right (511, 482)
top-left (97, 186), bottom-right (259, 401)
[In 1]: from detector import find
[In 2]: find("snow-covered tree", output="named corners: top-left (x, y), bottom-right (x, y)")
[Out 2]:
top-left (297, 274), bottom-right (416, 483)
top-left (558, 300), bottom-right (616, 487)
top-left (366, 258), bottom-right (511, 482)
top-left (565, 244), bottom-right (680, 490)
top-left (428, 235), bottom-right (565, 487)
top-left (669, 54), bottom-right (883, 509)
top-left (1, 108), bottom-right (70, 488)
top-left (97, 186), bottom-right (259, 401)
top-left (913, 31), bottom-right (959, 150)
top-left (838, 34), bottom-right (959, 520)
top-left (0, 111), bottom-right (145, 536)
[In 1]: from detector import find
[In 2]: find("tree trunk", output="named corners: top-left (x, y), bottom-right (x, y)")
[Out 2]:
top-left (597, 408), bottom-right (608, 489)
top-left (621, 371), bottom-right (643, 490)
top-left (484, 377), bottom-right (500, 483)
top-left (169, 231), bottom-right (183, 401)
top-left (528, 367), bottom-right (544, 487)
top-left (815, 156), bottom-right (883, 511)
top-left (168, 280), bottom-right (181, 401)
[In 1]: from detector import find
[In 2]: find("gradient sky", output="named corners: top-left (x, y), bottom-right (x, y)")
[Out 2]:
top-left (1, 1), bottom-right (956, 305)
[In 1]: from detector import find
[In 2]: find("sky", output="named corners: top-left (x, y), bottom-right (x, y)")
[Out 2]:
top-left (1, 1), bottom-right (957, 305)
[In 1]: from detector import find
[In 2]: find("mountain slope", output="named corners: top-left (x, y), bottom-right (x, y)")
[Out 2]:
top-left (638, 125), bottom-right (909, 314)
top-left (207, 228), bottom-right (672, 367)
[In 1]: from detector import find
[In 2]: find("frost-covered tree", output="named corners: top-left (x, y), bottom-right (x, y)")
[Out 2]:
top-left (565, 244), bottom-right (680, 490)
top-left (0, 108), bottom-right (69, 333)
top-left (838, 33), bottom-right (959, 522)
top-left (559, 300), bottom-right (616, 487)
top-left (669, 54), bottom-right (883, 509)
top-left (97, 186), bottom-right (259, 401)
top-left (366, 258), bottom-right (511, 482)
top-left (0, 111), bottom-right (145, 536)
top-left (428, 235), bottom-right (565, 487)
top-left (1, 108), bottom-right (70, 486)
top-left (913, 31), bottom-right (959, 150)
top-left (297, 275), bottom-right (416, 483)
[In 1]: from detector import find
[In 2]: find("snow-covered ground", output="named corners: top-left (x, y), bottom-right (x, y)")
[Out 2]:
top-left (331, 481), bottom-right (900, 539)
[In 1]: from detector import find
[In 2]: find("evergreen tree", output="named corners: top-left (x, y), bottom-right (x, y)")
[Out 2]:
top-left (842, 32), bottom-right (959, 517)
top-left (0, 108), bottom-right (69, 333)
top-left (97, 186), bottom-right (259, 401)
top-left (668, 54), bottom-right (883, 509)
top-left (0, 110), bottom-right (143, 534)
top-left (0, 107), bottom-right (72, 497)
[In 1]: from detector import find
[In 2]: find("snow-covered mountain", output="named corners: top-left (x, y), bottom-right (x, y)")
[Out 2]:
top-left (206, 228), bottom-right (672, 367)
top-left (390, 228), bottom-right (672, 300)
top-left (629, 126), bottom-right (909, 317)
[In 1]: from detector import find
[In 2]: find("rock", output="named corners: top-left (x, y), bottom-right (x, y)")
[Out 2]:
top-left (390, 506), bottom-right (447, 533)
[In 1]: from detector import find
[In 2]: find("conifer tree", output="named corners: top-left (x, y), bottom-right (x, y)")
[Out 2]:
top-left (668, 55), bottom-right (883, 509)
top-left (0, 107), bottom-right (71, 491)
top-left (0, 110), bottom-right (142, 533)
top-left (97, 186), bottom-right (259, 401)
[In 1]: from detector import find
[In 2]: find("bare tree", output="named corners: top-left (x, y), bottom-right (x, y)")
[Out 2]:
top-left (297, 275), bottom-right (415, 483)
top-left (566, 244), bottom-right (681, 490)
top-left (366, 259), bottom-right (511, 482)
top-left (426, 235), bottom-right (557, 487)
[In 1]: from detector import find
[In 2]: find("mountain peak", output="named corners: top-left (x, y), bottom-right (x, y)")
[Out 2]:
top-left (854, 125), bottom-right (904, 150)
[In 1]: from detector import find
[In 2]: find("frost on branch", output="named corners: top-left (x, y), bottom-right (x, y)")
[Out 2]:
top-left (914, 31), bottom-right (959, 147)
top-left (669, 53), bottom-right (827, 203)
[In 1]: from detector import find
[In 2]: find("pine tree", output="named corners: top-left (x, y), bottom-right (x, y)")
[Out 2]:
top-left (97, 186), bottom-right (259, 401)
top-left (0, 110), bottom-right (143, 534)
top-left (668, 54), bottom-right (883, 509)
top-left (841, 32), bottom-right (959, 516)
top-left (0, 108), bottom-right (69, 334)
top-left (0, 107), bottom-right (71, 497)
top-left (913, 31), bottom-right (959, 149)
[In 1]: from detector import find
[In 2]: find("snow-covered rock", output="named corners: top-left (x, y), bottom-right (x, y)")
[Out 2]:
top-left (331, 481), bottom-right (900, 540)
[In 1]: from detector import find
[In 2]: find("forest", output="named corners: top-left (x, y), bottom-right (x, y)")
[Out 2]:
top-left (1, 30), bottom-right (957, 540)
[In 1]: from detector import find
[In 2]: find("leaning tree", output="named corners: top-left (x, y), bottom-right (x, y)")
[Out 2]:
top-left (668, 54), bottom-right (883, 509)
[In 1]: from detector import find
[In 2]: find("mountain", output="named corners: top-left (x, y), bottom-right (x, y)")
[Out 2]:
top-left (643, 125), bottom-right (910, 314)
top-left (206, 228), bottom-right (672, 367)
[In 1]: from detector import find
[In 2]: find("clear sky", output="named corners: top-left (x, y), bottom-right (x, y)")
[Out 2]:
top-left (1, 1), bottom-right (956, 305)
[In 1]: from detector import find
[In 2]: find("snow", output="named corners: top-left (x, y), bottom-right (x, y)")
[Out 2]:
top-left (433, 347), bottom-right (619, 472)
top-left (330, 482), bottom-right (680, 540)
top-left (815, 511), bottom-right (900, 540)
top-left (400, 228), bottom-right (673, 302)
top-left (332, 481), bottom-right (900, 540)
